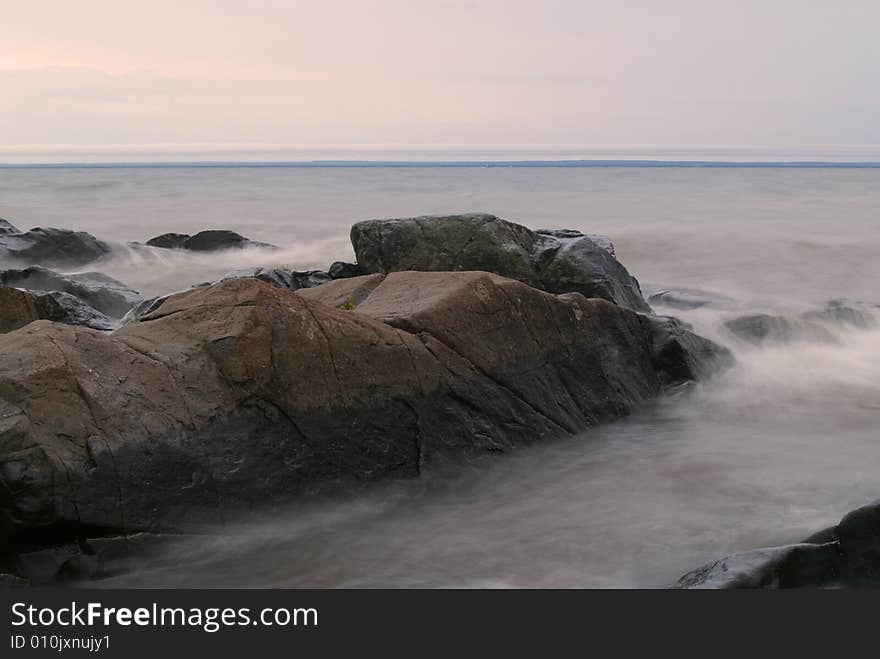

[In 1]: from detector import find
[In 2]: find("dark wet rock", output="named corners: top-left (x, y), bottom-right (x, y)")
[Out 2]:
top-left (725, 313), bottom-right (835, 344)
top-left (675, 500), bottom-right (880, 588)
top-left (536, 229), bottom-right (615, 256)
top-left (0, 573), bottom-right (28, 588)
top-left (675, 543), bottom-right (843, 589)
top-left (0, 218), bottom-right (22, 235)
top-left (0, 266), bottom-right (141, 317)
top-left (220, 267), bottom-right (330, 290)
top-left (145, 232), bottom-right (190, 249)
top-left (536, 232), bottom-right (650, 313)
top-left (145, 229), bottom-right (276, 251)
top-left (648, 288), bottom-right (737, 311)
top-left (33, 291), bottom-right (117, 331)
top-left (803, 299), bottom-right (877, 330)
top-left (350, 213), bottom-right (650, 312)
top-left (0, 224), bottom-right (111, 268)
top-left (12, 534), bottom-right (175, 585)
top-left (725, 302), bottom-right (876, 345)
top-left (646, 315), bottom-right (733, 387)
top-left (328, 261), bottom-right (365, 279)
top-left (0, 284), bottom-right (115, 333)
top-left (120, 295), bottom-right (172, 325)
top-left (0, 273), bottom-right (721, 548)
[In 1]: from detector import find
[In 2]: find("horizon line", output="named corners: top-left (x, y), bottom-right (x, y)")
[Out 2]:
top-left (3, 159), bottom-right (880, 169)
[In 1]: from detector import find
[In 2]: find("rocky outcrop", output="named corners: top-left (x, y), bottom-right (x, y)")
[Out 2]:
top-left (146, 230), bottom-right (276, 251)
top-left (676, 500), bottom-right (880, 588)
top-left (725, 301), bottom-right (877, 345)
top-left (0, 284), bottom-right (116, 333)
top-left (0, 267), bottom-right (141, 318)
top-left (0, 224), bottom-right (111, 268)
top-left (350, 214), bottom-right (651, 312)
top-left (0, 272), bottom-right (726, 559)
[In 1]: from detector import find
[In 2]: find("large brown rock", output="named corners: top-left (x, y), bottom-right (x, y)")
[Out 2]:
top-left (0, 272), bottom-right (719, 553)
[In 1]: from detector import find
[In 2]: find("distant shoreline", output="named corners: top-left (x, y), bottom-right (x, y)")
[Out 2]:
top-left (3, 160), bottom-right (880, 169)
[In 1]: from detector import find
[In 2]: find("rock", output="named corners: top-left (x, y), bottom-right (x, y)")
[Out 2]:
top-left (0, 266), bottom-right (141, 318)
top-left (352, 213), bottom-right (541, 285)
top-left (0, 273), bottom-right (722, 547)
top-left (836, 501), bottom-right (880, 582)
top-left (803, 299), bottom-right (877, 330)
top-left (33, 291), bottom-right (117, 331)
top-left (646, 315), bottom-right (733, 386)
top-left (725, 302), bottom-right (876, 345)
top-left (535, 229), bottom-right (615, 256)
top-left (12, 533), bottom-right (175, 584)
top-left (220, 267), bottom-right (330, 290)
top-left (350, 213), bottom-right (650, 312)
top-left (0, 218), bottom-right (22, 235)
top-left (0, 284), bottom-right (40, 333)
top-left (120, 295), bottom-right (173, 325)
top-left (145, 230), bottom-right (276, 251)
top-left (537, 233), bottom-right (651, 313)
top-left (296, 273), bottom-right (386, 309)
top-left (0, 573), bottom-right (28, 588)
top-left (675, 500), bottom-right (880, 588)
top-left (328, 261), bottom-right (365, 279)
top-left (675, 543), bottom-right (843, 589)
top-left (725, 313), bottom-right (831, 344)
top-left (0, 284), bottom-right (115, 333)
top-left (145, 233), bottom-right (190, 249)
top-left (0, 225), bottom-right (112, 268)
top-left (648, 288), bottom-right (737, 310)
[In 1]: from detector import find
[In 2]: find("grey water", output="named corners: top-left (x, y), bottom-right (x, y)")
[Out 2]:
top-left (2, 164), bottom-right (879, 587)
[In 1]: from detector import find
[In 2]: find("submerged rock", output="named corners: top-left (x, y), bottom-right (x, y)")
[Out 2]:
top-left (0, 272), bottom-right (725, 554)
top-left (0, 266), bottom-right (141, 318)
top-left (350, 213), bottom-right (651, 312)
top-left (676, 500), bottom-right (880, 588)
top-left (725, 301), bottom-right (877, 345)
top-left (648, 288), bottom-right (737, 311)
top-left (145, 232), bottom-right (190, 249)
top-left (146, 229), bottom-right (276, 251)
top-left (0, 224), bottom-right (111, 268)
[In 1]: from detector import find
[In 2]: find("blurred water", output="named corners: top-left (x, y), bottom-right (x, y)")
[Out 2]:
top-left (1, 165), bottom-right (879, 586)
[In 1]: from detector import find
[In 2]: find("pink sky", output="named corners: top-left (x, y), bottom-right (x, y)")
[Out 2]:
top-left (3, 1), bottom-right (879, 152)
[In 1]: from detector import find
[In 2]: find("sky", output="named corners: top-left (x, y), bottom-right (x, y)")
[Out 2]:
top-left (2, 1), bottom-right (880, 157)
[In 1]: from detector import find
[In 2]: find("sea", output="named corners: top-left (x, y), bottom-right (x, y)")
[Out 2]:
top-left (1, 153), bottom-right (879, 587)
